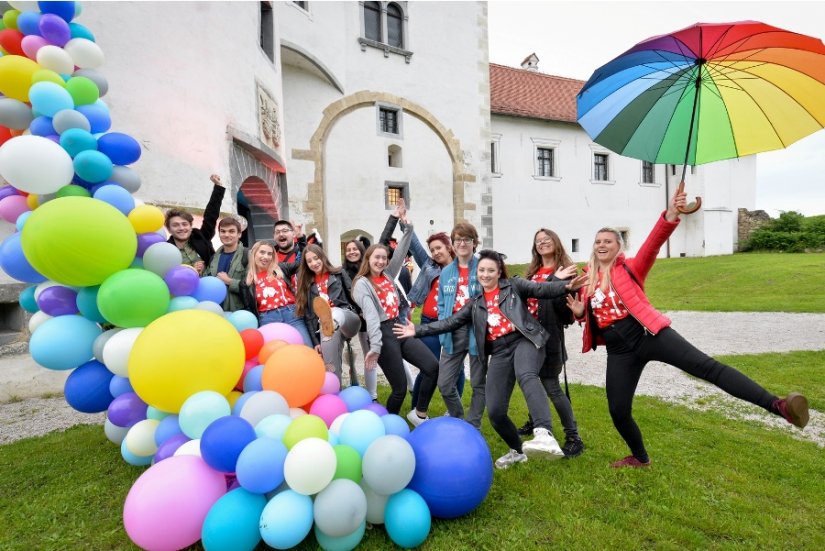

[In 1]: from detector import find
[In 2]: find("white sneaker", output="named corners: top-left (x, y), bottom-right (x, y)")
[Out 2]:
top-left (406, 409), bottom-right (429, 427)
top-left (495, 449), bottom-right (528, 470)
top-left (522, 427), bottom-right (564, 459)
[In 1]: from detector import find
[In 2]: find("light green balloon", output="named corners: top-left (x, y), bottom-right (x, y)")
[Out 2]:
top-left (32, 69), bottom-right (67, 88)
top-left (65, 76), bottom-right (99, 106)
top-left (2, 10), bottom-right (20, 31)
top-left (97, 269), bottom-right (170, 328)
top-left (20, 197), bottom-right (137, 287)
top-left (283, 414), bottom-right (328, 450)
top-left (55, 184), bottom-right (91, 198)
top-left (333, 444), bottom-right (363, 483)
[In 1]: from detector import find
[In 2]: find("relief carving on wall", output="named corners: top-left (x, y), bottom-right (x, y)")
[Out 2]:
top-left (257, 84), bottom-right (282, 150)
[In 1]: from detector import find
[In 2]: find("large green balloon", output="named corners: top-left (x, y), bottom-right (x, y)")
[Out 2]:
top-left (97, 269), bottom-right (170, 328)
top-left (20, 197), bottom-right (137, 286)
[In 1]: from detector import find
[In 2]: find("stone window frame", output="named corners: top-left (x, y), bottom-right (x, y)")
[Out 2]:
top-left (358, 1), bottom-right (413, 63)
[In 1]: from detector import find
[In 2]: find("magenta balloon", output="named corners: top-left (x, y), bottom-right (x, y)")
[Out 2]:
top-left (136, 232), bottom-right (165, 257)
top-left (39, 13), bottom-right (72, 47)
top-left (163, 265), bottom-right (200, 297)
top-left (36, 285), bottom-right (79, 316)
top-left (0, 195), bottom-right (30, 224)
top-left (107, 391), bottom-right (148, 428)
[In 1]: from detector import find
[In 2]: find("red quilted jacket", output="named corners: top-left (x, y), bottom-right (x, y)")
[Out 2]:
top-left (579, 212), bottom-right (680, 352)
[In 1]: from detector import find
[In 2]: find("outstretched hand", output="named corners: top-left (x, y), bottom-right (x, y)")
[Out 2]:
top-left (556, 264), bottom-right (578, 280)
top-left (392, 319), bottom-right (416, 339)
top-left (565, 273), bottom-right (588, 292)
top-left (392, 198), bottom-right (407, 220)
top-left (566, 293), bottom-right (585, 318)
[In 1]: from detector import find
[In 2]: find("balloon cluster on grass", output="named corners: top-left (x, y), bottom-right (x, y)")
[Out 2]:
top-left (1, 3), bottom-right (495, 549)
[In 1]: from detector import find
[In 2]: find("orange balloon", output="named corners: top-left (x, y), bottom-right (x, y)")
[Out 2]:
top-left (261, 344), bottom-right (325, 407)
top-left (258, 339), bottom-right (289, 364)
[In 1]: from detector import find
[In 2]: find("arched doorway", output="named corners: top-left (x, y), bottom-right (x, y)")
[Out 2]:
top-left (239, 176), bottom-right (281, 245)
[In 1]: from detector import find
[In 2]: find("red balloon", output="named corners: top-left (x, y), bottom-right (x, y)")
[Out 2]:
top-left (0, 30), bottom-right (25, 56)
top-left (239, 328), bottom-right (264, 361)
top-left (0, 127), bottom-right (11, 147)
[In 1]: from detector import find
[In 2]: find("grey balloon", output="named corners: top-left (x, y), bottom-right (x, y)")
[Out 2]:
top-left (110, 165), bottom-right (142, 193)
top-left (52, 109), bottom-right (92, 134)
top-left (313, 479), bottom-right (367, 537)
top-left (73, 69), bottom-right (109, 97)
top-left (142, 242), bottom-right (182, 276)
top-left (195, 301), bottom-right (224, 316)
top-left (93, 328), bottom-right (122, 362)
top-left (0, 98), bottom-right (34, 130)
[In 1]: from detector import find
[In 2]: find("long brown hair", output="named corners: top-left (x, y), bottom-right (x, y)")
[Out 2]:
top-left (526, 228), bottom-right (573, 279)
top-left (295, 244), bottom-right (341, 317)
top-left (585, 227), bottom-right (624, 297)
top-left (352, 244), bottom-right (392, 295)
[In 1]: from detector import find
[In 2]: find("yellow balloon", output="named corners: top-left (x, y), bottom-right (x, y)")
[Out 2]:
top-left (129, 310), bottom-right (245, 413)
top-left (128, 204), bottom-right (165, 233)
top-left (26, 194), bottom-right (39, 210)
top-left (0, 55), bottom-right (40, 102)
top-left (32, 69), bottom-right (67, 88)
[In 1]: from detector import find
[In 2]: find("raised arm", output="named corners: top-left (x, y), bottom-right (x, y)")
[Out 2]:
top-left (201, 175), bottom-right (226, 242)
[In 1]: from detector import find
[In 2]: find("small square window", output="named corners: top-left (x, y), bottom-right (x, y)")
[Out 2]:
top-left (384, 182), bottom-right (409, 209)
top-left (379, 107), bottom-right (399, 135)
top-left (537, 147), bottom-right (554, 177)
top-left (571, 239), bottom-right (579, 253)
top-left (594, 153), bottom-right (609, 181)
top-left (642, 161), bottom-right (654, 184)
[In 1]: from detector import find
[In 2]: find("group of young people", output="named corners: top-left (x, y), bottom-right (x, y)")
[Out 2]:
top-left (162, 177), bottom-right (810, 470)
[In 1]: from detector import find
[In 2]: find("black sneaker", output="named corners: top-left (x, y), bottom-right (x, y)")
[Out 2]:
top-left (562, 437), bottom-right (585, 458)
top-left (517, 419), bottom-right (534, 436)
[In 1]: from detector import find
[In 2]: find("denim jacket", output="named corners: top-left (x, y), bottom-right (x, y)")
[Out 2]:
top-left (399, 221), bottom-right (444, 306)
top-left (437, 255), bottom-right (481, 355)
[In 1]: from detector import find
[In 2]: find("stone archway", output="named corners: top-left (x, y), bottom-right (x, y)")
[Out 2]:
top-left (292, 91), bottom-right (476, 241)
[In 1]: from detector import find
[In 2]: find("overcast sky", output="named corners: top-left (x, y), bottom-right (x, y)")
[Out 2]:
top-left (487, 1), bottom-right (825, 216)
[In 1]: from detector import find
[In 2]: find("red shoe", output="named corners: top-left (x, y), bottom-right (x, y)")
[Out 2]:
top-left (773, 393), bottom-right (809, 428)
top-left (610, 455), bottom-right (651, 469)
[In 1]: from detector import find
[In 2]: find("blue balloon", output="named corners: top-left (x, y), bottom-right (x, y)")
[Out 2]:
top-left (227, 309), bottom-right (258, 331)
top-left (243, 365), bottom-right (263, 392)
top-left (64, 359), bottom-right (114, 413)
top-left (59, 127), bottom-right (97, 158)
top-left (73, 150), bottom-right (113, 183)
top-left (232, 391), bottom-right (258, 416)
top-left (97, 132), bottom-right (141, 165)
top-left (338, 386), bottom-right (372, 412)
top-left (93, 184), bottom-right (134, 215)
top-left (381, 414), bottom-right (410, 437)
top-left (16, 12), bottom-right (42, 36)
top-left (202, 488), bottom-right (266, 551)
top-left (338, 410), bottom-right (385, 456)
top-left (384, 489), bottom-right (431, 548)
top-left (29, 82), bottom-right (75, 118)
top-left (200, 416), bottom-right (257, 473)
top-left (236, 437), bottom-right (288, 494)
top-left (154, 414), bottom-right (182, 446)
top-left (406, 416), bottom-right (493, 519)
top-left (0, 233), bottom-right (47, 284)
top-left (168, 295), bottom-right (199, 312)
top-left (314, 521), bottom-right (366, 551)
top-left (69, 22), bottom-right (95, 41)
top-left (39, 1), bottom-right (76, 22)
top-left (30, 315), bottom-right (101, 370)
top-left (15, 211), bottom-right (33, 231)
top-left (193, 276), bottom-right (227, 304)
top-left (29, 115), bottom-right (56, 137)
top-left (76, 103), bottom-right (111, 133)
top-left (76, 285), bottom-right (108, 323)
top-left (19, 286), bottom-right (39, 313)
top-left (109, 375), bottom-right (133, 398)
top-left (120, 437), bottom-right (153, 467)
top-left (259, 490), bottom-right (314, 549)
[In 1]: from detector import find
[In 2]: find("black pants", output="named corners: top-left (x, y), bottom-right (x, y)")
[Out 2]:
top-left (377, 320), bottom-right (439, 414)
top-left (602, 317), bottom-right (778, 462)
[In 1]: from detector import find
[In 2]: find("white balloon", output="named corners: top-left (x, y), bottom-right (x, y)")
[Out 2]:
top-left (289, 407), bottom-right (307, 419)
top-left (313, 479), bottom-right (367, 537)
top-left (329, 412), bottom-right (349, 435)
top-left (93, 328), bottom-right (122, 362)
top-left (28, 311), bottom-right (52, 333)
top-left (360, 478), bottom-right (389, 525)
top-left (64, 38), bottom-right (105, 69)
top-left (36, 45), bottom-right (76, 75)
top-left (104, 417), bottom-right (130, 445)
top-left (124, 419), bottom-right (160, 457)
top-left (102, 327), bottom-right (143, 377)
top-left (173, 438), bottom-right (202, 457)
top-left (284, 438), bottom-right (336, 495)
top-left (195, 301), bottom-right (224, 316)
top-left (0, 136), bottom-right (75, 194)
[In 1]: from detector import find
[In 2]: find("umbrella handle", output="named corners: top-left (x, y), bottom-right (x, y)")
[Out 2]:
top-left (676, 180), bottom-right (702, 214)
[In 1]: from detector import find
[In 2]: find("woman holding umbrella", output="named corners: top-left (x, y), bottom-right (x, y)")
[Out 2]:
top-left (566, 189), bottom-right (809, 468)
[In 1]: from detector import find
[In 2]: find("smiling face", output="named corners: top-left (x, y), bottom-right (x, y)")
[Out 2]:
top-left (304, 251), bottom-right (324, 275)
top-left (254, 243), bottom-right (275, 271)
top-left (219, 225), bottom-right (240, 249)
top-left (273, 224), bottom-right (294, 249)
top-left (368, 247), bottom-right (388, 277)
top-left (345, 242), bottom-right (362, 263)
top-left (428, 240), bottom-right (452, 267)
top-left (452, 234), bottom-right (475, 261)
top-left (534, 230), bottom-right (556, 258)
top-left (477, 258), bottom-right (501, 291)
top-left (594, 231), bottom-right (622, 266)
top-left (167, 216), bottom-right (193, 243)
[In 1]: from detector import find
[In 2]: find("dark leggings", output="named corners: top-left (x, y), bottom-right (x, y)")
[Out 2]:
top-left (377, 320), bottom-right (439, 414)
top-left (411, 316), bottom-right (465, 407)
top-left (603, 317), bottom-right (778, 462)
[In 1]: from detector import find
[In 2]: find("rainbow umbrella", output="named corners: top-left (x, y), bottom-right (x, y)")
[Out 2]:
top-left (577, 21), bottom-right (825, 213)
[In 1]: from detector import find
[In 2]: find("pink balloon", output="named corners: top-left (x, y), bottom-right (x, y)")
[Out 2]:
top-left (123, 455), bottom-right (227, 551)
top-left (319, 372), bottom-right (341, 395)
top-left (309, 394), bottom-right (349, 427)
top-left (21, 35), bottom-right (49, 60)
top-left (0, 195), bottom-right (30, 224)
top-left (258, 322), bottom-right (303, 345)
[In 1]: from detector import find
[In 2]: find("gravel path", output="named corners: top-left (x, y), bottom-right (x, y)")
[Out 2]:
top-left (1, 311), bottom-right (823, 446)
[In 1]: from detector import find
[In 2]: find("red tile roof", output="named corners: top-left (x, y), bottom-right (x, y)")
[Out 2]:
top-left (490, 63), bottom-right (585, 123)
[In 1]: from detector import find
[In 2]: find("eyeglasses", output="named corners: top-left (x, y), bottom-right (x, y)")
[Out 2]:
top-left (454, 238), bottom-right (473, 245)
top-left (274, 228), bottom-right (293, 235)
top-left (535, 239), bottom-right (553, 247)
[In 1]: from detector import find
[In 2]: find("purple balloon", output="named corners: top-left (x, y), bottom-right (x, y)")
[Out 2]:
top-left (107, 392), bottom-right (148, 428)
top-left (36, 285), bottom-right (79, 316)
top-left (164, 265), bottom-right (201, 297)
top-left (154, 433), bottom-right (190, 463)
top-left (0, 186), bottom-right (19, 202)
top-left (39, 13), bottom-right (72, 46)
top-left (363, 402), bottom-right (388, 416)
top-left (136, 232), bottom-right (166, 257)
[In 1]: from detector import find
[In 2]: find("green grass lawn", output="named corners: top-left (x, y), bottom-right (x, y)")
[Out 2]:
top-left (1, 381), bottom-right (823, 550)
top-left (509, 252), bottom-right (825, 313)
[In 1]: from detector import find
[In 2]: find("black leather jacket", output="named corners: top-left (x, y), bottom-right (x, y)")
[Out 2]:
top-left (303, 271), bottom-right (355, 346)
top-left (239, 261), bottom-right (300, 319)
top-left (415, 277), bottom-right (571, 367)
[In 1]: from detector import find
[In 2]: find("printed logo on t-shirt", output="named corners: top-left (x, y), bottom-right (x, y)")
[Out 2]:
top-left (484, 289), bottom-right (514, 340)
top-left (453, 266), bottom-right (471, 313)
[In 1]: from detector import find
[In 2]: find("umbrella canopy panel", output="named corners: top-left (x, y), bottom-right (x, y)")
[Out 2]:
top-left (577, 21), bottom-right (825, 166)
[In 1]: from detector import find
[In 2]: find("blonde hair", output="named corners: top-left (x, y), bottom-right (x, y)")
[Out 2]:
top-left (585, 227), bottom-right (624, 297)
top-left (247, 240), bottom-right (285, 284)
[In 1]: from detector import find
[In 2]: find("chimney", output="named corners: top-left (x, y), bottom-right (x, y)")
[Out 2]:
top-left (520, 53), bottom-right (540, 71)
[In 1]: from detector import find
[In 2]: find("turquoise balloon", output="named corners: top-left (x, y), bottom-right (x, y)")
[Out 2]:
top-left (202, 488), bottom-right (266, 551)
top-left (69, 22), bottom-right (95, 41)
top-left (59, 128), bottom-right (97, 158)
top-left (259, 490), bottom-right (313, 549)
top-left (338, 410), bottom-right (385, 456)
top-left (15, 211), bottom-right (32, 231)
top-left (28, 81), bottom-right (74, 117)
top-left (168, 295), bottom-right (198, 312)
top-left (76, 285), bottom-right (108, 323)
top-left (19, 285), bottom-right (39, 313)
top-left (227, 309), bottom-right (259, 331)
top-left (73, 150), bottom-right (113, 183)
top-left (179, 391), bottom-right (230, 439)
top-left (314, 521), bottom-right (366, 551)
top-left (97, 269), bottom-right (170, 328)
top-left (384, 489), bottom-right (431, 548)
top-left (30, 314), bottom-right (102, 370)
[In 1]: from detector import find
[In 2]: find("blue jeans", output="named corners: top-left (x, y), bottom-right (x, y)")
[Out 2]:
top-left (259, 304), bottom-right (313, 347)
